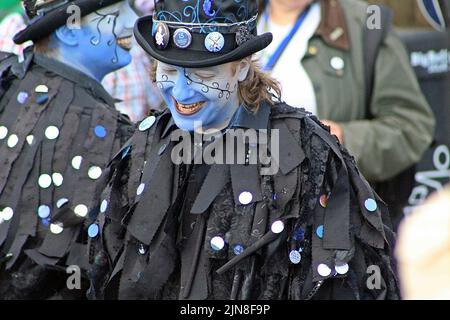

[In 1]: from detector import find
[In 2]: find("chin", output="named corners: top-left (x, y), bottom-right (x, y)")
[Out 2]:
top-left (115, 53), bottom-right (132, 69)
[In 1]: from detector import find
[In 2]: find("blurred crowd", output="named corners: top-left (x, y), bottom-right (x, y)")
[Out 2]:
top-left (0, 0), bottom-right (449, 300)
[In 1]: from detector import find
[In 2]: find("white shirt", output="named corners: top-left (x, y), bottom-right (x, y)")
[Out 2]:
top-left (257, 2), bottom-right (321, 115)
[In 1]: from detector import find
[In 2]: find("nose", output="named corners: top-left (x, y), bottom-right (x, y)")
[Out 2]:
top-left (171, 72), bottom-right (196, 103)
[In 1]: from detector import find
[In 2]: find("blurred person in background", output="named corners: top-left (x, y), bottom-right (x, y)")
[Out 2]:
top-left (0, 0), bottom-right (163, 121)
top-left (0, 0), bottom-right (22, 21)
top-left (0, 0), bottom-right (31, 56)
top-left (257, 0), bottom-right (436, 228)
top-left (396, 186), bottom-right (450, 299)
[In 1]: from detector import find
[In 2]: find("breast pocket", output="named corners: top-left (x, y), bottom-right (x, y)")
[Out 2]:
top-left (307, 48), bottom-right (358, 121)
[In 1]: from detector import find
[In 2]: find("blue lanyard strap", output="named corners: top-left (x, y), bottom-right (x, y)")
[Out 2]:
top-left (263, 5), bottom-right (311, 71)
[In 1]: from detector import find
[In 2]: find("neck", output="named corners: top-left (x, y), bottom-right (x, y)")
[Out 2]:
top-left (269, 1), bottom-right (312, 25)
top-left (52, 51), bottom-right (106, 83)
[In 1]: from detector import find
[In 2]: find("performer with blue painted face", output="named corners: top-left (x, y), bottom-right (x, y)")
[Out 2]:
top-left (0, 0), bottom-right (137, 299)
top-left (89, 0), bottom-right (399, 300)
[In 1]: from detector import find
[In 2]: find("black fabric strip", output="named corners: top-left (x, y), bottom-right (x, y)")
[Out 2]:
top-left (127, 131), bottom-right (148, 206)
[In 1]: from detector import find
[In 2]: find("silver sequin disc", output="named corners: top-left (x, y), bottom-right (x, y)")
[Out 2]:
top-left (74, 204), bottom-right (88, 217)
top-left (88, 166), bottom-right (102, 180)
top-left (7, 134), bottom-right (18, 148)
top-left (210, 236), bottom-right (225, 251)
top-left (238, 191), bottom-right (253, 205)
top-left (271, 220), bottom-right (285, 234)
top-left (56, 198), bottom-right (69, 208)
top-left (38, 205), bottom-right (51, 219)
top-left (45, 126), bottom-right (59, 140)
top-left (136, 183), bottom-right (145, 196)
top-left (50, 223), bottom-right (64, 234)
top-left (0, 126), bottom-right (8, 139)
top-left (38, 174), bottom-right (52, 189)
top-left (317, 263), bottom-right (332, 277)
top-left (71, 156), bottom-right (83, 170)
top-left (52, 172), bottom-right (64, 186)
top-left (335, 263), bottom-right (349, 275)
top-left (289, 250), bottom-right (302, 264)
top-left (100, 199), bottom-right (108, 213)
top-left (1, 207), bottom-right (14, 221)
top-left (139, 116), bottom-right (156, 132)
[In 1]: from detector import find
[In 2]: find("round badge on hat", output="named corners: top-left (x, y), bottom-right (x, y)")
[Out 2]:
top-left (173, 28), bottom-right (192, 49)
top-left (154, 22), bottom-right (170, 50)
top-left (205, 32), bottom-right (225, 53)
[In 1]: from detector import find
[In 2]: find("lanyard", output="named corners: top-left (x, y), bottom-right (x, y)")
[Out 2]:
top-left (262, 5), bottom-right (311, 71)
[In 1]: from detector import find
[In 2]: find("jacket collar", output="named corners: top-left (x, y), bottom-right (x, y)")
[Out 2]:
top-left (228, 102), bottom-right (271, 130)
top-left (161, 102), bottom-right (272, 138)
top-left (314, 0), bottom-right (350, 51)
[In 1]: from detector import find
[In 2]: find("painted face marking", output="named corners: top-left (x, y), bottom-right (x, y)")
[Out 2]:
top-left (155, 62), bottom-right (245, 132)
top-left (183, 68), bottom-right (236, 100)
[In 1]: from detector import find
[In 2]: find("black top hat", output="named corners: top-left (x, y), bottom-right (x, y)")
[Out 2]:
top-left (134, 0), bottom-right (273, 68)
top-left (14, 0), bottom-right (123, 44)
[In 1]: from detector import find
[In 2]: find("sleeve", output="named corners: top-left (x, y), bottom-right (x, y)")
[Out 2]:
top-left (340, 31), bottom-right (436, 182)
top-left (86, 145), bottom-right (133, 300)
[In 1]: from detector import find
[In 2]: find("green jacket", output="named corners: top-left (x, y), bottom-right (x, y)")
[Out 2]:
top-left (298, 0), bottom-right (436, 182)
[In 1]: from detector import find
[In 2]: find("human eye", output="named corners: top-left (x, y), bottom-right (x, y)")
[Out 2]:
top-left (161, 67), bottom-right (178, 74)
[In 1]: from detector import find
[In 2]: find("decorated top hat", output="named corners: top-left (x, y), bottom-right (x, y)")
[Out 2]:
top-left (14, 0), bottom-right (123, 44)
top-left (134, 0), bottom-right (273, 68)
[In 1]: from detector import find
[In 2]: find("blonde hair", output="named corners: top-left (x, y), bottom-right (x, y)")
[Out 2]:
top-left (232, 57), bottom-right (281, 111)
top-left (150, 56), bottom-right (282, 111)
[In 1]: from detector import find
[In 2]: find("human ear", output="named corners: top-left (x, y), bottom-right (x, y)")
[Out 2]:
top-left (54, 25), bottom-right (79, 47)
top-left (236, 59), bottom-right (251, 82)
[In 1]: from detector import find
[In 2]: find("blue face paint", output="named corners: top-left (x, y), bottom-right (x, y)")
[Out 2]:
top-left (53, 1), bottom-right (138, 82)
top-left (156, 62), bottom-right (243, 132)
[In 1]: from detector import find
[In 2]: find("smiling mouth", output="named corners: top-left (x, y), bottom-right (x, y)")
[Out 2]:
top-left (117, 36), bottom-right (133, 51)
top-left (173, 98), bottom-right (206, 116)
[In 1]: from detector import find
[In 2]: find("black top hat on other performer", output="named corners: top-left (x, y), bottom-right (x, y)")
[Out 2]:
top-left (134, 0), bottom-right (273, 68)
top-left (14, 0), bottom-right (123, 44)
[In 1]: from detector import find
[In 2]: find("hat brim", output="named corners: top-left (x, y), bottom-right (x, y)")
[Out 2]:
top-left (14, 0), bottom-right (123, 44)
top-left (134, 15), bottom-right (273, 68)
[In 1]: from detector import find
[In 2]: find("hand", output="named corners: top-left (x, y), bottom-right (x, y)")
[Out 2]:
top-left (322, 120), bottom-right (344, 143)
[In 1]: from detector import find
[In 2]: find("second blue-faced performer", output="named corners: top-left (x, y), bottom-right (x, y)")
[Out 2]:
top-left (0, 0), bottom-right (137, 299)
top-left (89, 0), bottom-right (399, 300)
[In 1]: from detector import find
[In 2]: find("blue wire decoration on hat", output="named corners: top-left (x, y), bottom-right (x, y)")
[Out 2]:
top-left (155, 0), bottom-right (254, 33)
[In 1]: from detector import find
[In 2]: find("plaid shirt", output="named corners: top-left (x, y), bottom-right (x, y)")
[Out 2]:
top-left (0, 13), bottom-right (163, 122)
top-left (103, 43), bottom-right (164, 121)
